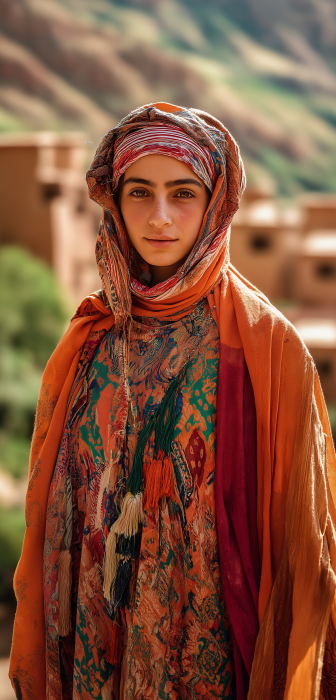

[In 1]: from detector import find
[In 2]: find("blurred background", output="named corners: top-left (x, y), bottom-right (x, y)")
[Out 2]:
top-left (1, 0), bottom-right (336, 696)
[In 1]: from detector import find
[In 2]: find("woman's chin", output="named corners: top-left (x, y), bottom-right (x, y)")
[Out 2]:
top-left (143, 254), bottom-right (183, 269)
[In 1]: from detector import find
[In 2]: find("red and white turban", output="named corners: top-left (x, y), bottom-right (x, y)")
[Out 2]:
top-left (112, 124), bottom-right (217, 193)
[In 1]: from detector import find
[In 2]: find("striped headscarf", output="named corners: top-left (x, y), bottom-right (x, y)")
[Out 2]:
top-left (86, 102), bottom-right (246, 327)
top-left (112, 124), bottom-right (217, 193)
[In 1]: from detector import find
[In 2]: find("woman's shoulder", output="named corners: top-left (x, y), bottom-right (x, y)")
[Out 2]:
top-left (227, 264), bottom-right (311, 360)
top-left (72, 289), bottom-right (111, 320)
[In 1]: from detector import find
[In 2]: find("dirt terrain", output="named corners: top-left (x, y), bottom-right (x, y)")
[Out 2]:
top-left (1, 0), bottom-right (336, 192)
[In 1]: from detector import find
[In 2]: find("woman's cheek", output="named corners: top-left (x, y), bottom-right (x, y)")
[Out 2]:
top-left (124, 202), bottom-right (148, 232)
top-left (174, 204), bottom-right (197, 227)
top-left (175, 204), bottom-right (204, 239)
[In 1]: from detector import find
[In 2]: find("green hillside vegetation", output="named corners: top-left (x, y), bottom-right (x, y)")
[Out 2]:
top-left (0, 0), bottom-right (336, 194)
top-left (0, 246), bottom-right (68, 598)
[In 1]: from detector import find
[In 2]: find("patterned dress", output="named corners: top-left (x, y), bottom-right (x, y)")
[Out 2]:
top-left (44, 299), bottom-right (236, 700)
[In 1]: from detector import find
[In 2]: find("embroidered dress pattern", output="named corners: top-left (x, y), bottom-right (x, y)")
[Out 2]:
top-left (10, 103), bottom-right (336, 700)
top-left (44, 301), bottom-right (236, 700)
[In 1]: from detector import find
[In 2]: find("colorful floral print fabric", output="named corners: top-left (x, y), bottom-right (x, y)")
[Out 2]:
top-left (44, 299), bottom-right (236, 700)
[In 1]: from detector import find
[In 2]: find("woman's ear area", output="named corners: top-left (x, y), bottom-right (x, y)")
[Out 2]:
top-left (115, 173), bottom-right (125, 208)
top-left (205, 186), bottom-right (212, 208)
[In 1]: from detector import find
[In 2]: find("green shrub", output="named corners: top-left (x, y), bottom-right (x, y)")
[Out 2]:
top-left (0, 246), bottom-right (68, 368)
top-left (0, 246), bottom-right (69, 599)
top-left (0, 506), bottom-right (26, 600)
top-left (0, 246), bottom-right (68, 450)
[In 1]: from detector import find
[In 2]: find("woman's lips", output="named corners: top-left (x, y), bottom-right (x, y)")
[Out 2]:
top-left (144, 238), bottom-right (177, 248)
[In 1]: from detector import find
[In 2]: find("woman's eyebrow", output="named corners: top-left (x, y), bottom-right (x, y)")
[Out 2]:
top-left (123, 176), bottom-right (203, 189)
top-left (165, 178), bottom-right (203, 189)
top-left (123, 177), bottom-right (156, 187)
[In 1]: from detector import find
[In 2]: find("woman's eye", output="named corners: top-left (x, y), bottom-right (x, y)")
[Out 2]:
top-left (175, 190), bottom-right (194, 199)
top-left (130, 189), bottom-right (148, 198)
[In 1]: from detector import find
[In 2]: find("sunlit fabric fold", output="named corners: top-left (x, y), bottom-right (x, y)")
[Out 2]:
top-left (112, 123), bottom-right (217, 193)
top-left (9, 102), bottom-right (336, 700)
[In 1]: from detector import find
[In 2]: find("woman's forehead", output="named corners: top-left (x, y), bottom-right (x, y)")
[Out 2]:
top-left (123, 154), bottom-right (201, 183)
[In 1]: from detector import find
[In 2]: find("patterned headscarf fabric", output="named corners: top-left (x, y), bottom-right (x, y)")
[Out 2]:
top-left (112, 123), bottom-right (217, 193)
top-left (86, 102), bottom-right (246, 327)
top-left (10, 102), bottom-right (336, 700)
top-left (86, 104), bottom-right (247, 628)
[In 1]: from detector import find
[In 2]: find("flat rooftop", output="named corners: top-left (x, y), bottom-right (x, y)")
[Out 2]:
top-left (294, 318), bottom-right (336, 348)
top-left (0, 132), bottom-right (86, 148)
top-left (301, 231), bottom-right (336, 257)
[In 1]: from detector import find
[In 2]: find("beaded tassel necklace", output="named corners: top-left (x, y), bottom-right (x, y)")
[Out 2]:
top-left (103, 359), bottom-right (191, 608)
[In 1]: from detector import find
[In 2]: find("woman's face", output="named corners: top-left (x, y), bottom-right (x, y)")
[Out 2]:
top-left (119, 154), bottom-right (210, 286)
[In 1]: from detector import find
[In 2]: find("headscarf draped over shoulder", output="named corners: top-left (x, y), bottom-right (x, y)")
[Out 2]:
top-left (86, 102), bottom-right (246, 325)
top-left (9, 103), bottom-right (336, 700)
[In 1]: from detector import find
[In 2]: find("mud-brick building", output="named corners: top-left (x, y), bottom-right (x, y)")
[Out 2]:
top-left (284, 308), bottom-right (336, 402)
top-left (231, 190), bottom-right (336, 407)
top-left (230, 188), bottom-right (299, 301)
top-left (295, 233), bottom-right (336, 306)
top-left (295, 195), bottom-right (336, 306)
top-left (302, 195), bottom-right (336, 233)
top-left (0, 132), bottom-right (100, 303)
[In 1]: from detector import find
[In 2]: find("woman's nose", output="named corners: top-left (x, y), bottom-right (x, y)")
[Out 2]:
top-left (148, 197), bottom-right (172, 229)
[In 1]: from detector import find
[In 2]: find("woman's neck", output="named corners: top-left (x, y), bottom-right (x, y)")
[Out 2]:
top-left (150, 258), bottom-right (187, 286)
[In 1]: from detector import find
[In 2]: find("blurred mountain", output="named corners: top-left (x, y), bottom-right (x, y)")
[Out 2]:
top-left (1, 0), bottom-right (336, 194)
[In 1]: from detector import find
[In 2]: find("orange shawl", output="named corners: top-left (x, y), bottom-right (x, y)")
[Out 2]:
top-left (10, 273), bottom-right (336, 699)
top-left (9, 103), bottom-right (336, 699)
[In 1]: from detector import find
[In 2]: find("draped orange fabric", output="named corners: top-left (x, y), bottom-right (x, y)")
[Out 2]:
top-left (10, 274), bottom-right (336, 699)
top-left (9, 297), bottom-right (114, 698)
top-left (9, 101), bottom-right (336, 699)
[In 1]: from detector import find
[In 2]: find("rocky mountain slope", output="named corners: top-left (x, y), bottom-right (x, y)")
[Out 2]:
top-left (1, 0), bottom-right (336, 194)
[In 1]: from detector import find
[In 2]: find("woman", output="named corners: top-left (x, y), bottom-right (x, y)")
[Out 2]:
top-left (9, 103), bottom-right (336, 700)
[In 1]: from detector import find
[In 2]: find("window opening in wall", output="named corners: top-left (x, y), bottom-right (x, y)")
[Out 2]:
top-left (249, 233), bottom-right (272, 252)
top-left (316, 359), bottom-right (333, 377)
top-left (315, 262), bottom-right (336, 279)
top-left (41, 183), bottom-right (61, 201)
